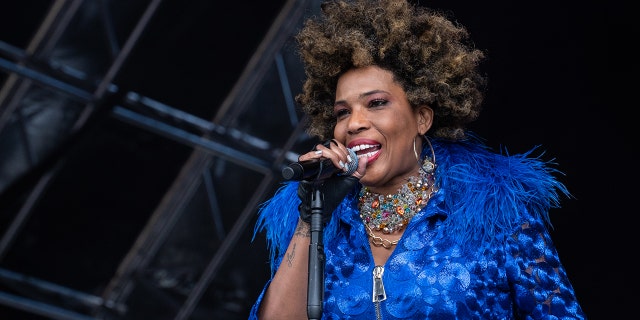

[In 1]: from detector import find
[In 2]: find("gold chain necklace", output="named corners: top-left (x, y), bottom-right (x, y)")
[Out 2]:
top-left (358, 156), bottom-right (436, 248)
top-left (365, 224), bottom-right (399, 249)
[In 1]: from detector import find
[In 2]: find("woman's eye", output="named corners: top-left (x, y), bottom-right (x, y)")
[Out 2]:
top-left (334, 109), bottom-right (349, 118)
top-left (369, 99), bottom-right (387, 107)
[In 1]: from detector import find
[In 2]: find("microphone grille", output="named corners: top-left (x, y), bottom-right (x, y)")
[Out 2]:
top-left (344, 148), bottom-right (359, 175)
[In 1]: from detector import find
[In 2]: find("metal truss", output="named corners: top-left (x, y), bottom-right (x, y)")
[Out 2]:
top-left (0, 0), bottom-right (319, 319)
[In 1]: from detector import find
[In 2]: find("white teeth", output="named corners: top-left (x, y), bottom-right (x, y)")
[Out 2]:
top-left (349, 144), bottom-right (380, 160)
top-left (356, 150), bottom-right (379, 159)
top-left (350, 144), bottom-right (377, 152)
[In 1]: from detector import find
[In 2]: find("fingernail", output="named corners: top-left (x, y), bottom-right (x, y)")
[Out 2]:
top-left (315, 150), bottom-right (322, 155)
top-left (347, 154), bottom-right (352, 163)
top-left (339, 160), bottom-right (345, 168)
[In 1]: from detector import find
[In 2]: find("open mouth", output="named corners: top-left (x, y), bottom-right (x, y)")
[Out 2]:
top-left (350, 143), bottom-right (381, 159)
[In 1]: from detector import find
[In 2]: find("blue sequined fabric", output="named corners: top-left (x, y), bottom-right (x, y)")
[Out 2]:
top-left (249, 138), bottom-right (586, 319)
top-left (320, 194), bottom-right (585, 319)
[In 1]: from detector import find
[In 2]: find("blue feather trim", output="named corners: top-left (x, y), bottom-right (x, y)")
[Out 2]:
top-left (252, 181), bottom-right (300, 273)
top-left (251, 181), bottom-right (361, 273)
top-left (431, 136), bottom-right (570, 246)
top-left (253, 134), bottom-right (572, 268)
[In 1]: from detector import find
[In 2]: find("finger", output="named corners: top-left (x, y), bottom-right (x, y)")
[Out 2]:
top-left (298, 145), bottom-right (325, 162)
top-left (328, 140), bottom-right (352, 171)
top-left (352, 154), bottom-right (368, 179)
top-left (315, 141), bottom-right (349, 171)
top-left (327, 139), bottom-right (350, 159)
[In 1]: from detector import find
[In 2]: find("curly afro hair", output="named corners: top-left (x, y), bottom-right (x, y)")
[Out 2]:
top-left (294, 0), bottom-right (487, 141)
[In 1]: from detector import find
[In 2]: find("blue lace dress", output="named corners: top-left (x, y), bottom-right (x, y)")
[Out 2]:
top-left (249, 138), bottom-right (586, 319)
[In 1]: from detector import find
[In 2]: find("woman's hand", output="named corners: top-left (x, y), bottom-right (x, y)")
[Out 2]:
top-left (296, 139), bottom-right (366, 224)
top-left (298, 139), bottom-right (366, 179)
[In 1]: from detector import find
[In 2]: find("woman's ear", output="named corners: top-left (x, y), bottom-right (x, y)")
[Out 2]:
top-left (416, 106), bottom-right (434, 135)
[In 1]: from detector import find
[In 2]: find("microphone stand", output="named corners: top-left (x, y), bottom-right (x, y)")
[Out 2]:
top-left (307, 183), bottom-right (325, 320)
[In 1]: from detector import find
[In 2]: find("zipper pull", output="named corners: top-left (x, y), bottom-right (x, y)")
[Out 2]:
top-left (372, 265), bottom-right (387, 302)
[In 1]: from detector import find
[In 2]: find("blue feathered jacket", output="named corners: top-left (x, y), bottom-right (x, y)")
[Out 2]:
top-left (250, 137), bottom-right (586, 319)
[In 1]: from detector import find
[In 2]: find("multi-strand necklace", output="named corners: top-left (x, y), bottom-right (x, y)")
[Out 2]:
top-left (358, 156), bottom-right (436, 248)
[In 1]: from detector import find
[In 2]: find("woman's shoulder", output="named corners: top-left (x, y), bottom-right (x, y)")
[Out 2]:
top-left (431, 135), bottom-right (570, 244)
top-left (434, 136), bottom-right (565, 188)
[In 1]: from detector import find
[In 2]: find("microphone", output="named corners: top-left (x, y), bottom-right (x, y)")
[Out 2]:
top-left (282, 148), bottom-right (358, 181)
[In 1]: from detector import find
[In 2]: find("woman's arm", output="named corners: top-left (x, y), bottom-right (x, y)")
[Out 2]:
top-left (506, 216), bottom-right (586, 319)
top-left (258, 219), bottom-right (311, 320)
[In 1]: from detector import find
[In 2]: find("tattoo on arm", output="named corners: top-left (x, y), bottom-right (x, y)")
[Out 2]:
top-left (286, 221), bottom-right (310, 267)
top-left (294, 221), bottom-right (311, 237)
top-left (287, 243), bottom-right (296, 267)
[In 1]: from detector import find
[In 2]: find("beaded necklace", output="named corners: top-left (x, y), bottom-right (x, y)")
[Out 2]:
top-left (358, 156), bottom-right (436, 247)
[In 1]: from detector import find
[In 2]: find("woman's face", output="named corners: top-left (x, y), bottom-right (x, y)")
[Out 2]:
top-left (333, 66), bottom-right (432, 195)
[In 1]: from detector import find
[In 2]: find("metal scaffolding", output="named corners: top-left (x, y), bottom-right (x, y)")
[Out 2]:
top-left (0, 0), bottom-right (320, 318)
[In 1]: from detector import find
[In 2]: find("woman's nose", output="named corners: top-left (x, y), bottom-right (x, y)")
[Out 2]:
top-left (347, 108), bottom-right (369, 134)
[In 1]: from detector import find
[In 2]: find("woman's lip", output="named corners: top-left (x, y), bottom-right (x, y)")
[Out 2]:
top-left (347, 139), bottom-right (381, 165)
top-left (347, 139), bottom-right (380, 148)
top-left (362, 149), bottom-right (380, 164)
